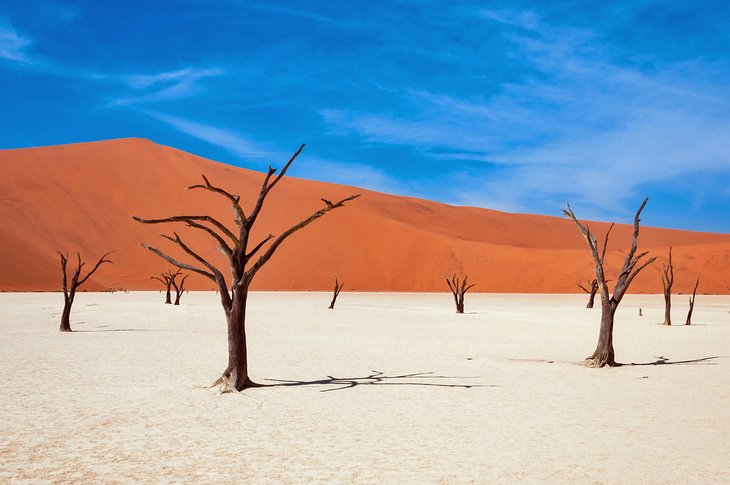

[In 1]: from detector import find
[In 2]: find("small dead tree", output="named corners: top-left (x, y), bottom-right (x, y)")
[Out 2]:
top-left (171, 273), bottom-right (189, 306)
top-left (151, 269), bottom-right (181, 304)
top-left (661, 246), bottom-right (674, 326)
top-left (58, 251), bottom-right (112, 332)
top-left (578, 279), bottom-right (599, 309)
top-left (134, 145), bottom-right (359, 391)
top-left (446, 275), bottom-right (475, 314)
top-left (328, 276), bottom-right (345, 309)
top-left (685, 277), bottom-right (699, 325)
top-left (563, 198), bottom-right (656, 367)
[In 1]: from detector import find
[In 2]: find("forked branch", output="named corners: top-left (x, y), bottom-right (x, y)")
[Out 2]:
top-left (188, 174), bottom-right (246, 227)
top-left (245, 194), bottom-right (360, 280)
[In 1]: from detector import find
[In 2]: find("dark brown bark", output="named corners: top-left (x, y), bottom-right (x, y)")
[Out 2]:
top-left (58, 251), bottom-right (112, 332)
top-left (685, 277), bottom-right (699, 325)
top-left (134, 145), bottom-right (359, 392)
top-left (563, 198), bottom-right (656, 367)
top-left (661, 246), bottom-right (674, 326)
top-left (328, 276), bottom-right (344, 309)
top-left (446, 275), bottom-right (476, 314)
top-left (578, 279), bottom-right (599, 308)
top-left (171, 274), bottom-right (189, 305)
top-left (151, 271), bottom-right (177, 304)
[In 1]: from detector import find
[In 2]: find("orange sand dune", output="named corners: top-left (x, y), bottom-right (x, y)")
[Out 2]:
top-left (1, 138), bottom-right (729, 293)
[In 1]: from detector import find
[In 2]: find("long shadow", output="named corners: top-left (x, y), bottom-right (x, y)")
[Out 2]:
top-left (626, 356), bottom-right (719, 366)
top-left (73, 328), bottom-right (153, 333)
top-left (258, 370), bottom-right (495, 392)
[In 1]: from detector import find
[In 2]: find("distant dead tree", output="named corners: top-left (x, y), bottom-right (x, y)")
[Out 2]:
top-left (577, 279), bottom-right (599, 308)
top-left (151, 269), bottom-right (181, 304)
top-left (134, 145), bottom-right (359, 391)
top-left (58, 251), bottom-right (112, 332)
top-left (171, 273), bottom-right (189, 306)
top-left (446, 275), bottom-right (475, 314)
top-left (685, 277), bottom-right (700, 325)
top-left (661, 246), bottom-right (674, 326)
top-left (328, 276), bottom-right (345, 309)
top-left (563, 198), bottom-right (656, 367)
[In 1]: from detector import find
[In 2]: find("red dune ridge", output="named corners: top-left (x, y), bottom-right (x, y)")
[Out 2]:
top-left (1, 138), bottom-right (729, 293)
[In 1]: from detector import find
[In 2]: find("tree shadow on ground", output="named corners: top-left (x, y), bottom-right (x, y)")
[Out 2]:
top-left (259, 370), bottom-right (495, 392)
top-left (626, 356), bottom-right (720, 366)
top-left (73, 328), bottom-right (153, 333)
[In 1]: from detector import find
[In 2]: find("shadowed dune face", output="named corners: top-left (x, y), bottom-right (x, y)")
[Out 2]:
top-left (1, 137), bottom-right (729, 292)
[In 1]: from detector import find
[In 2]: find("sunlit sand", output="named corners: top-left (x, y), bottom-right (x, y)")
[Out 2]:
top-left (1, 291), bottom-right (728, 483)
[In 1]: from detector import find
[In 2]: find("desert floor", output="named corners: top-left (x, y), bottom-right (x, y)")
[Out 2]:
top-left (1, 292), bottom-right (729, 484)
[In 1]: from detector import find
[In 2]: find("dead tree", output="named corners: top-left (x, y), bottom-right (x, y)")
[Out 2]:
top-left (577, 279), bottom-right (599, 308)
top-left (134, 145), bottom-right (359, 391)
top-left (171, 273), bottom-right (189, 306)
top-left (563, 198), bottom-right (656, 367)
top-left (328, 276), bottom-right (345, 309)
top-left (446, 275), bottom-right (475, 314)
top-left (151, 269), bottom-right (180, 304)
top-left (661, 246), bottom-right (674, 326)
top-left (685, 277), bottom-right (699, 325)
top-left (58, 251), bottom-right (112, 332)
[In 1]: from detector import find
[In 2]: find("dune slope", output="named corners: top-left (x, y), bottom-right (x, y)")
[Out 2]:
top-left (1, 138), bottom-right (729, 292)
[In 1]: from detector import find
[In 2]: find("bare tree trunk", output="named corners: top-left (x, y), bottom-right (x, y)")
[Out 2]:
top-left (662, 247), bottom-right (674, 326)
top-left (564, 198), bottom-right (656, 367)
top-left (578, 280), bottom-right (599, 309)
top-left (172, 274), bottom-right (188, 305)
top-left (586, 288), bottom-right (597, 309)
top-left (165, 287), bottom-right (172, 304)
top-left (686, 277), bottom-right (699, 325)
top-left (446, 275), bottom-right (475, 314)
top-left (212, 289), bottom-right (258, 391)
top-left (60, 297), bottom-right (73, 332)
top-left (134, 145), bottom-right (359, 393)
top-left (57, 251), bottom-right (112, 332)
top-left (587, 303), bottom-right (616, 367)
top-left (328, 277), bottom-right (344, 309)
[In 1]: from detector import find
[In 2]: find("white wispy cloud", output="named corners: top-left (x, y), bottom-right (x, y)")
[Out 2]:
top-left (140, 109), bottom-right (405, 194)
top-left (320, 7), bottom-right (730, 219)
top-left (111, 67), bottom-right (225, 106)
top-left (0, 18), bottom-right (31, 62)
top-left (141, 110), bottom-right (273, 159)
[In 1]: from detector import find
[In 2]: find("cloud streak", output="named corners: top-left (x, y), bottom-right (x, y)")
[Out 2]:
top-left (0, 18), bottom-right (31, 62)
top-left (319, 6), bottom-right (730, 220)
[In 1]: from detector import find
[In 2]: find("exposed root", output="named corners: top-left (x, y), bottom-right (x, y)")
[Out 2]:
top-left (208, 370), bottom-right (262, 394)
top-left (585, 355), bottom-right (618, 368)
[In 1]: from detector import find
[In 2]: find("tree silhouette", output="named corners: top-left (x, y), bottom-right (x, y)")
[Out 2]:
top-left (661, 246), bottom-right (674, 326)
top-left (328, 276), bottom-right (345, 309)
top-left (446, 275), bottom-right (475, 314)
top-left (563, 198), bottom-right (656, 367)
top-left (134, 145), bottom-right (359, 391)
top-left (58, 251), bottom-right (112, 332)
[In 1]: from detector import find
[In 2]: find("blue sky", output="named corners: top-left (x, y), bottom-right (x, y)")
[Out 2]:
top-left (2, 1), bottom-right (730, 232)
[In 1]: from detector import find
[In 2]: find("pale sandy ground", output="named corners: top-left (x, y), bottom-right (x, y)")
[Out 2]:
top-left (1, 292), bottom-right (728, 484)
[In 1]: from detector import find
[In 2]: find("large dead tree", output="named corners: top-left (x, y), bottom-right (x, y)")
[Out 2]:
top-left (151, 269), bottom-right (181, 304)
top-left (685, 277), bottom-right (699, 325)
top-left (661, 246), bottom-right (674, 326)
top-left (328, 276), bottom-right (345, 309)
top-left (171, 273), bottom-right (189, 306)
top-left (446, 275), bottom-right (475, 314)
top-left (58, 251), bottom-right (112, 332)
top-left (563, 198), bottom-right (656, 367)
top-left (577, 279), bottom-right (599, 309)
top-left (134, 145), bottom-right (359, 391)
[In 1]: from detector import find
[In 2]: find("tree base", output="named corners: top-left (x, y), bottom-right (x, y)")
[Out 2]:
top-left (210, 369), bottom-right (262, 393)
top-left (585, 348), bottom-right (617, 368)
top-left (59, 327), bottom-right (72, 332)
